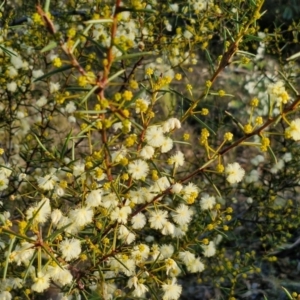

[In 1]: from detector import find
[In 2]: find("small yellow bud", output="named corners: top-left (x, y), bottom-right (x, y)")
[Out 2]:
top-left (85, 161), bottom-right (93, 169)
top-left (183, 133), bottom-right (190, 141)
top-left (129, 80), bottom-right (138, 89)
top-left (67, 28), bottom-right (76, 38)
top-left (123, 90), bottom-right (133, 101)
top-left (244, 123), bottom-right (253, 134)
top-left (175, 73), bottom-right (182, 80)
top-left (224, 132), bottom-right (233, 141)
top-left (186, 84), bottom-right (193, 91)
top-left (250, 97), bottom-right (259, 107)
top-left (241, 56), bottom-right (250, 64)
top-left (200, 108), bottom-right (209, 115)
top-left (202, 238), bottom-right (209, 245)
top-left (226, 207), bottom-right (233, 213)
top-left (216, 164), bottom-right (224, 173)
top-left (206, 80), bottom-right (212, 88)
top-left (218, 90), bottom-right (226, 97)
top-left (52, 57), bottom-right (62, 68)
top-left (146, 68), bottom-right (154, 75)
top-left (207, 224), bottom-right (214, 230)
top-left (121, 173), bottom-right (129, 180)
top-left (255, 116), bottom-right (263, 125)
top-left (152, 170), bottom-right (159, 181)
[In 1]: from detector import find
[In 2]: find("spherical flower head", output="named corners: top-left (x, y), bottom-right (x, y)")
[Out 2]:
top-left (65, 101), bottom-right (76, 113)
top-left (151, 176), bottom-right (171, 193)
top-left (171, 183), bottom-right (183, 194)
top-left (118, 224), bottom-right (136, 244)
top-left (128, 276), bottom-right (148, 297)
top-left (186, 257), bottom-right (205, 273)
top-left (162, 118), bottom-right (181, 133)
top-left (182, 182), bottom-right (199, 201)
top-left (73, 162), bottom-right (85, 177)
top-left (128, 159), bottom-right (149, 180)
top-left (69, 206), bottom-right (94, 227)
top-left (7, 82), bottom-right (17, 92)
top-left (85, 189), bottom-right (103, 207)
top-left (178, 251), bottom-right (195, 264)
top-left (149, 209), bottom-right (168, 229)
top-left (0, 291), bottom-right (12, 300)
top-left (110, 206), bottom-right (132, 224)
top-left (131, 212), bottom-right (147, 229)
top-left (285, 118), bottom-right (300, 141)
top-left (168, 151), bottom-right (185, 167)
top-left (109, 255), bottom-right (136, 276)
top-left (160, 244), bottom-right (174, 259)
top-left (31, 272), bottom-right (50, 293)
top-left (267, 80), bottom-right (289, 104)
top-left (26, 198), bottom-right (51, 224)
top-left (200, 193), bottom-right (216, 210)
top-left (49, 81), bottom-right (60, 93)
top-left (202, 241), bottom-right (216, 257)
top-left (11, 242), bottom-right (35, 266)
top-left (135, 98), bottom-right (149, 113)
top-left (47, 264), bottom-right (73, 286)
top-left (165, 258), bottom-right (178, 275)
top-left (0, 173), bottom-right (9, 191)
top-left (161, 221), bottom-right (175, 235)
top-left (161, 137), bottom-right (174, 153)
top-left (59, 238), bottom-right (82, 261)
top-left (51, 209), bottom-right (63, 225)
top-left (145, 126), bottom-right (165, 147)
top-left (172, 204), bottom-right (193, 226)
top-left (225, 162), bottom-right (245, 184)
top-left (270, 159), bottom-right (284, 174)
top-left (162, 278), bottom-right (182, 300)
top-left (132, 244), bottom-right (150, 262)
top-left (37, 174), bottom-right (58, 190)
top-left (139, 145), bottom-right (155, 159)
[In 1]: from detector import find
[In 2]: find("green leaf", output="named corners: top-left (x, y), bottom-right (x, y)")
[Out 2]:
top-left (33, 65), bottom-right (73, 82)
top-left (119, 7), bottom-right (156, 14)
top-left (44, 0), bottom-right (51, 13)
top-left (79, 85), bottom-right (99, 105)
top-left (84, 18), bottom-right (113, 24)
top-left (169, 88), bottom-right (193, 103)
top-left (41, 243), bottom-right (62, 268)
top-left (192, 115), bottom-right (216, 135)
top-left (0, 0), bottom-right (5, 10)
top-left (281, 286), bottom-right (294, 300)
top-left (0, 45), bottom-right (17, 56)
top-left (76, 110), bottom-right (107, 114)
top-left (81, 34), bottom-right (106, 54)
top-left (203, 173), bottom-right (221, 197)
top-left (205, 49), bottom-right (216, 73)
top-left (3, 237), bottom-right (16, 279)
top-left (41, 40), bottom-right (58, 53)
top-left (45, 222), bottom-right (73, 243)
top-left (287, 51), bottom-right (300, 61)
top-left (32, 133), bottom-right (49, 153)
top-left (244, 34), bottom-right (264, 42)
top-left (59, 130), bottom-right (73, 159)
top-left (267, 145), bottom-right (277, 164)
top-left (114, 51), bottom-right (157, 61)
top-left (65, 86), bottom-right (91, 92)
top-left (71, 23), bottom-right (93, 53)
top-left (236, 50), bottom-right (257, 57)
top-left (107, 69), bottom-right (125, 83)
